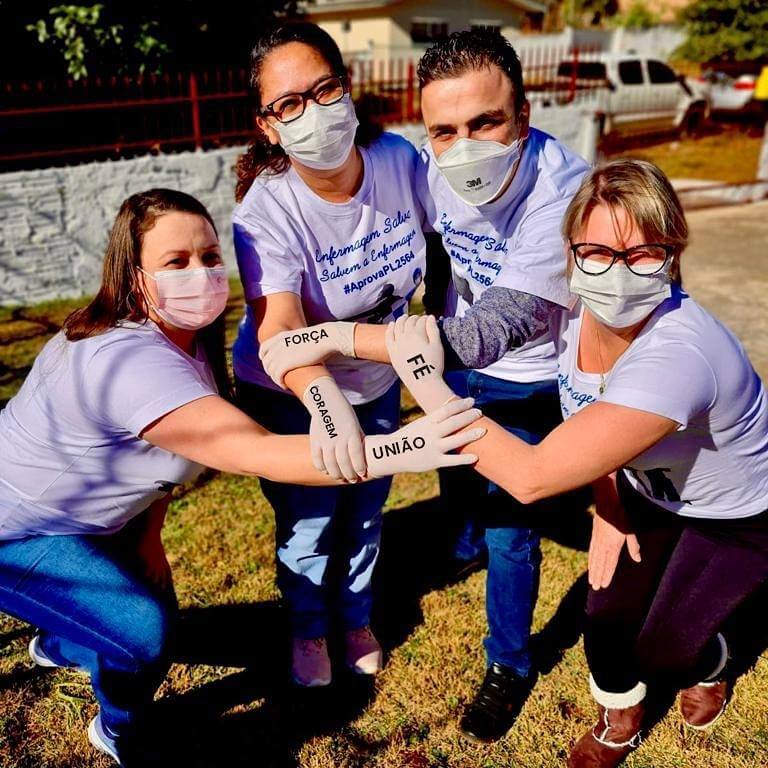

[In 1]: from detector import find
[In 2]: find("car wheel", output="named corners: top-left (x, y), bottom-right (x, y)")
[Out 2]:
top-left (681, 104), bottom-right (706, 137)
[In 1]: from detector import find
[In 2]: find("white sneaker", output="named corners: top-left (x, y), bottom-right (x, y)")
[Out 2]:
top-left (345, 626), bottom-right (383, 675)
top-left (28, 635), bottom-right (61, 668)
top-left (88, 713), bottom-right (121, 765)
top-left (29, 634), bottom-right (85, 672)
top-left (291, 637), bottom-right (332, 687)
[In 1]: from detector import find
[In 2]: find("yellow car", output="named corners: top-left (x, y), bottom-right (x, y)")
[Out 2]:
top-left (755, 65), bottom-right (768, 102)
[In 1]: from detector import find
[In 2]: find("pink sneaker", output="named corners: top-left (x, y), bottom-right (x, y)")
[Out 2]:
top-left (291, 637), bottom-right (332, 687)
top-left (345, 626), bottom-right (383, 675)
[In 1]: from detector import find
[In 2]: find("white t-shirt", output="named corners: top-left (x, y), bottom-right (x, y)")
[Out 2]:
top-left (233, 132), bottom-right (427, 405)
top-left (0, 322), bottom-right (218, 539)
top-left (553, 288), bottom-right (768, 519)
top-left (419, 127), bottom-right (589, 383)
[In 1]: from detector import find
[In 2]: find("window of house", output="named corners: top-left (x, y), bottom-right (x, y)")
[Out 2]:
top-left (411, 18), bottom-right (449, 43)
top-left (522, 12), bottom-right (544, 32)
top-left (470, 19), bottom-right (502, 34)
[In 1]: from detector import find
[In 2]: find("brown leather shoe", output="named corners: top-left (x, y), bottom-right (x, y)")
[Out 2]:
top-left (680, 680), bottom-right (728, 729)
top-left (567, 703), bottom-right (644, 768)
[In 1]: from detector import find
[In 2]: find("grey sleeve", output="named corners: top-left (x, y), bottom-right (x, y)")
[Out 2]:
top-left (439, 286), bottom-right (557, 371)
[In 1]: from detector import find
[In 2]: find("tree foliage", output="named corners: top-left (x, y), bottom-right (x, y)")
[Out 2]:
top-left (675, 0), bottom-right (768, 63)
top-left (1, 0), bottom-right (302, 79)
top-left (26, 5), bottom-right (168, 79)
top-left (564, 0), bottom-right (620, 29)
top-left (613, 0), bottom-right (659, 31)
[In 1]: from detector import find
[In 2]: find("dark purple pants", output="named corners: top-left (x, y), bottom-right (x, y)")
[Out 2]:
top-left (585, 475), bottom-right (768, 694)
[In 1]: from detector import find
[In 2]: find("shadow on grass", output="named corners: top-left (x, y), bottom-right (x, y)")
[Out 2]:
top-left (373, 493), bottom-right (592, 663)
top-left (140, 601), bottom-right (376, 767)
top-left (135, 492), bottom-right (593, 767)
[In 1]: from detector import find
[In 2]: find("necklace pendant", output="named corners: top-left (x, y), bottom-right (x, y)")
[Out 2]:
top-left (599, 374), bottom-right (606, 395)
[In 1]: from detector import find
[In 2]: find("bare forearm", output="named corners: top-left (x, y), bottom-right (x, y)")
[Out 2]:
top-left (455, 416), bottom-right (544, 503)
top-left (242, 433), bottom-right (355, 484)
top-left (284, 364), bottom-right (332, 400)
top-left (448, 406), bottom-right (676, 505)
top-left (142, 396), bottom-right (343, 485)
top-left (353, 324), bottom-right (390, 363)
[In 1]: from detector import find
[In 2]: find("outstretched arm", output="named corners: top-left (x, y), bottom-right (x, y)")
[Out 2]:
top-left (140, 394), bottom-right (485, 486)
top-left (261, 286), bottom-right (557, 383)
top-left (439, 288), bottom-right (555, 370)
top-left (385, 315), bottom-right (678, 504)
top-left (254, 293), bottom-right (365, 481)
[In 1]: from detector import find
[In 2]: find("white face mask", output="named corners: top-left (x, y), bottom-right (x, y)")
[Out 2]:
top-left (140, 265), bottom-right (229, 331)
top-left (271, 94), bottom-right (359, 170)
top-left (570, 263), bottom-right (672, 329)
top-left (434, 137), bottom-right (523, 206)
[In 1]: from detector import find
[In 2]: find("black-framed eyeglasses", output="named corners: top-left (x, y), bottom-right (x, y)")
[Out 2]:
top-left (570, 242), bottom-right (675, 276)
top-left (260, 75), bottom-right (348, 124)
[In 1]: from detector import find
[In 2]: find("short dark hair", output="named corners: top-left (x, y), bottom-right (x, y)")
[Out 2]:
top-left (417, 29), bottom-right (526, 113)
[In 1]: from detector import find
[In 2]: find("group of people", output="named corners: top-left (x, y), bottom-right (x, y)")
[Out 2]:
top-left (1, 23), bottom-right (766, 768)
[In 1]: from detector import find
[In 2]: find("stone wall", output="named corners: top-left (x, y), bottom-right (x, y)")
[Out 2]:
top-left (0, 147), bottom-right (242, 306)
top-left (5, 112), bottom-right (764, 306)
top-left (3, 111), bottom-right (595, 305)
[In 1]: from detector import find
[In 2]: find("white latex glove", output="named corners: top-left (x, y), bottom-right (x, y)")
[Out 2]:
top-left (384, 314), bottom-right (454, 411)
top-left (302, 376), bottom-right (366, 482)
top-left (365, 397), bottom-right (485, 477)
top-left (260, 322), bottom-right (357, 388)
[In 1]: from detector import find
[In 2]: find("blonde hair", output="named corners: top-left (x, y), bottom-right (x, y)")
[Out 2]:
top-left (562, 159), bottom-right (687, 285)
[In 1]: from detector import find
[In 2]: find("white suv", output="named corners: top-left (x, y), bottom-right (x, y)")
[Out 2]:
top-left (551, 55), bottom-right (710, 138)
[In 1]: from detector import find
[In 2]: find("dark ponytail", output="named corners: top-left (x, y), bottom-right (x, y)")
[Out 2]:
top-left (235, 21), bottom-right (382, 202)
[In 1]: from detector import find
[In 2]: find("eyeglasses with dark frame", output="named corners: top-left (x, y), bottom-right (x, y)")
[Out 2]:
top-left (260, 75), bottom-right (348, 124)
top-left (570, 241), bottom-right (675, 276)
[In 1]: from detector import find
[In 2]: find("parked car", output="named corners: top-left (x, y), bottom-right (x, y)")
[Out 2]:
top-left (550, 55), bottom-right (710, 138)
top-left (698, 70), bottom-right (758, 114)
top-left (756, 66), bottom-right (768, 103)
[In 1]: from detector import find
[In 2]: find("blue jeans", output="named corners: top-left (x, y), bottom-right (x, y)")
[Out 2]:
top-left (440, 369), bottom-right (562, 677)
top-left (237, 378), bottom-right (400, 638)
top-left (0, 512), bottom-right (175, 739)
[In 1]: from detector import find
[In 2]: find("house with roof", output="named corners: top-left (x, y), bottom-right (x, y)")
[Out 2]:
top-left (301, 0), bottom-right (553, 60)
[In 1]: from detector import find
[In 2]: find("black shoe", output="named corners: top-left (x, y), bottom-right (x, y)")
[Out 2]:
top-left (459, 662), bottom-right (535, 744)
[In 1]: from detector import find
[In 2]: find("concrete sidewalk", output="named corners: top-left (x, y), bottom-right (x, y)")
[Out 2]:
top-left (683, 199), bottom-right (768, 379)
top-left (672, 178), bottom-right (768, 209)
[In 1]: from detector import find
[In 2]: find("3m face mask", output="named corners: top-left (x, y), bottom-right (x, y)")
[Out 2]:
top-left (434, 137), bottom-right (523, 206)
top-left (570, 264), bottom-right (672, 329)
top-left (272, 94), bottom-right (359, 171)
top-left (140, 265), bottom-right (229, 330)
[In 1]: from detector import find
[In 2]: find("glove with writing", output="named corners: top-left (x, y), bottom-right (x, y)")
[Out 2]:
top-left (385, 314), bottom-right (454, 412)
top-left (365, 397), bottom-right (485, 477)
top-left (302, 375), bottom-right (366, 482)
top-left (261, 322), bottom-right (356, 388)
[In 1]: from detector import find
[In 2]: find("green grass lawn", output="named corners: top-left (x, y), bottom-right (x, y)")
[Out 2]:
top-left (605, 124), bottom-right (763, 184)
top-left (1, 283), bottom-right (767, 767)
